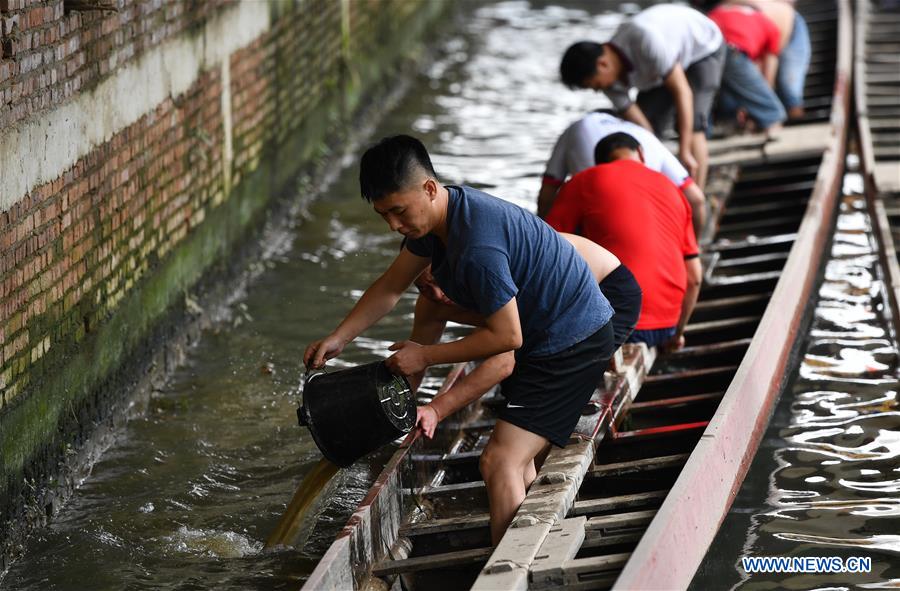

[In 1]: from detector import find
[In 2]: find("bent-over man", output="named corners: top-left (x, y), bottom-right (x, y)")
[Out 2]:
top-left (559, 3), bottom-right (725, 189)
top-left (537, 110), bottom-right (707, 235)
top-left (546, 133), bottom-right (702, 350)
top-left (304, 135), bottom-right (641, 544)
top-left (723, 0), bottom-right (811, 120)
top-left (709, 3), bottom-right (787, 132)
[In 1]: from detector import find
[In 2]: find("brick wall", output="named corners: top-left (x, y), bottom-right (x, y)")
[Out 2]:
top-left (0, 0), bottom-right (232, 130)
top-left (0, 0), bottom-right (448, 566)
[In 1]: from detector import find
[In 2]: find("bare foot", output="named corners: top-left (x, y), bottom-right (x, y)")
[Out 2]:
top-left (764, 123), bottom-right (783, 139)
top-left (788, 105), bottom-right (805, 120)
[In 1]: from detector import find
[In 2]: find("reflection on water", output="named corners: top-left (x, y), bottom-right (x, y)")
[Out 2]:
top-left (0, 2), bottom-right (622, 589)
top-left (692, 165), bottom-right (900, 589)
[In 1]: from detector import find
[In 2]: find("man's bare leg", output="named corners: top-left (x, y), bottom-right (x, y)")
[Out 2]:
top-left (523, 460), bottom-right (537, 490)
top-left (522, 442), bottom-right (551, 490)
top-left (692, 131), bottom-right (709, 190)
top-left (480, 420), bottom-right (551, 545)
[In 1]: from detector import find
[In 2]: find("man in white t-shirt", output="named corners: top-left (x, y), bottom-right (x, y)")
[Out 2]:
top-left (560, 4), bottom-right (725, 190)
top-left (537, 111), bottom-right (707, 235)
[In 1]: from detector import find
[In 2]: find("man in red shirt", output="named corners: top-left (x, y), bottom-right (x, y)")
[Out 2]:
top-left (545, 133), bottom-right (702, 349)
top-left (709, 4), bottom-right (787, 132)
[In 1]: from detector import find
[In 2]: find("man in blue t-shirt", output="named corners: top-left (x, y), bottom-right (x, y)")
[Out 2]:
top-left (304, 135), bottom-right (638, 544)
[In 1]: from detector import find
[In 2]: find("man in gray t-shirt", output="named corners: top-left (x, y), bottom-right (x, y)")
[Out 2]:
top-left (559, 3), bottom-right (725, 190)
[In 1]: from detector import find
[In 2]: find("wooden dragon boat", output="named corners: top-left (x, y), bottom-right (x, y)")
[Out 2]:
top-left (288, 0), bottom-right (852, 588)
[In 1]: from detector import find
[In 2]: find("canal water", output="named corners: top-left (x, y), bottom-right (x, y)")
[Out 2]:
top-left (0, 2), bottom-right (625, 589)
top-left (691, 157), bottom-right (900, 589)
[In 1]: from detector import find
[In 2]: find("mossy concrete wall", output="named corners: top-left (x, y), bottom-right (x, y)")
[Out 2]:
top-left (0, 0), bottom-right (449, 566)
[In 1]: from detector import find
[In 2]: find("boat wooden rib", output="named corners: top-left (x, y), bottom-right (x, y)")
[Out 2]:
top-left (294, 1), bottom-right (852, 588)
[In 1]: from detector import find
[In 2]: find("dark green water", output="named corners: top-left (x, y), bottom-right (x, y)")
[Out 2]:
top-left (0, 2), bottom-right (622, 589)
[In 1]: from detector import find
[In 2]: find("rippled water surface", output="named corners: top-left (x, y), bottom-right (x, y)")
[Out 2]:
top-left (0, 2), bottom-right (628, 589)
top-left (692, 164), bottom-right (900, 589)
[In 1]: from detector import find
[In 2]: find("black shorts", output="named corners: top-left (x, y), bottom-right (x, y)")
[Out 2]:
top-left (637, 44), bottom-right (726, 134)
top-left (599, 264), bottom-right (642, 350)
top-left (498, 322), bottom-right (615, 447)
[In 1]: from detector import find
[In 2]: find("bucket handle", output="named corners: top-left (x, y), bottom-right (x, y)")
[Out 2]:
top-left (297, 367), bottom-right (328, 427)
top-left (303, 367), bottom-right (328, 386)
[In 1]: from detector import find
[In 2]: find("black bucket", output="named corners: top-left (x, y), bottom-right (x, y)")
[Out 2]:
top-left (297, 361), bottom-right (416, 467)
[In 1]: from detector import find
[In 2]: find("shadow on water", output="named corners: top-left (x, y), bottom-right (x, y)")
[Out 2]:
top-left (0, 2), bottom-right (627, 589)
top-left (691, 157), bottom-right (900, 589)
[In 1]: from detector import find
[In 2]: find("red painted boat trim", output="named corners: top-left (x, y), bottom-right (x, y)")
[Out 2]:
top-left (613, 2), bottom-right (852, 588)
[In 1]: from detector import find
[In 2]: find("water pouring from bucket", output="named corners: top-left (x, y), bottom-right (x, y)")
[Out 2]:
top-left (265, 361), bottom-right (417, 549)
top-left (264, 457), bottom-right (339, 549)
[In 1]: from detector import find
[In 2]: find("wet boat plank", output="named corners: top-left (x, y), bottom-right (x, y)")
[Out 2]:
top-left (586, 510), bottom-right (657, 532)
top-left (582, 531), bottom-right (643, 550)
top-left (400, 513), bottom-right (489, 537)
top-left (629, 392), bottom-right (724, 411)
top-left (663, 339), bottom-right (752, 361)
top-left (874, 162), bottom-right (900, 193)
top-left (410, 449), bottom-right (482, 464)
top-left (591, 454), bottom-right (690, 477)
top-left (557, 553), bottom-right (631, 589)
top-left (706, 123), bottom-right (831, 167)
top-left (530, 517), bottom-right (588, 587)
top-left (613, 421), bottom-right (709, 441)
top-left (419, 479), bottom-right (485, 498)
top-left (371, 546), bottom-right (493, 577)
top-left (569, 490), bottom-right (668, 517)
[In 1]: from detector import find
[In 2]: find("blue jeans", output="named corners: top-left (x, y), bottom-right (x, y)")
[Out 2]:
top-left (777, 13), bottom-right (811, 110)
top-left (627, 327), bottom-right (676, 348)
top-left (718, 46), bottom-right (786, 130)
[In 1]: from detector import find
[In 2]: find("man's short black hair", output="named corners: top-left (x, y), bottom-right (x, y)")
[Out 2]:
top-left (560, 42), bottom-right (604, 89)
top-left (594, 132), bottom-right (641, 164)
top-left (359, 135), bottom-right (437, 202)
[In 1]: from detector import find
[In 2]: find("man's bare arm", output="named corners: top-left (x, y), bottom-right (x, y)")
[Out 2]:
top-left (621, 103), bottom-right (654, 132)
top-left (674, 257), bottom-right (703, 343)
top-left (385, 297), bottom-right (523, 377)
top-left (424, 298), bottom-right (523, 365)
top-left (761, 53), bottom-right (779, 88)
top-left (304, 249), bottom-right (430, 367)
top-left (682, 182), bottom-right (707, 237)
top-left (663, 65), bottom-right (698, 177)
top-left (537, 181), bottom-right (561, 219)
